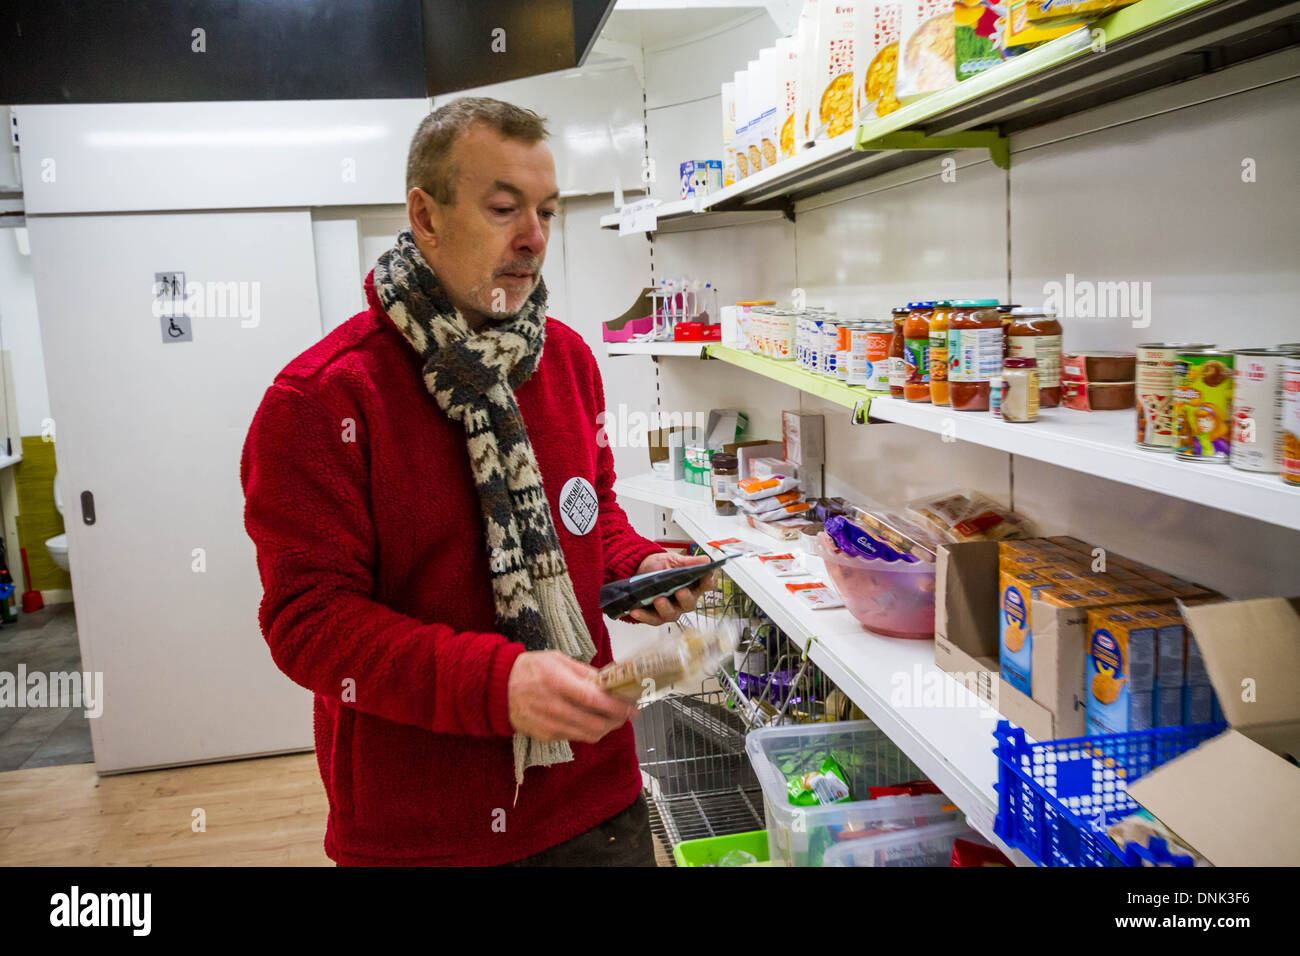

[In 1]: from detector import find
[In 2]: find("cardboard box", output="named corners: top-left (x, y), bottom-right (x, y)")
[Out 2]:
top-left (1126, 597), bottom-right (1300, 867)
top-left (721, 81), bottom-right (737, 186)
top-left (935, 540), bottom-right (1063, 742)
top-left (781, 410), bottom-right (824, 497)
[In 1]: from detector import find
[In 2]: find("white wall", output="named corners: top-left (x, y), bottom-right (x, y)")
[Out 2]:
top-left (607, 29), bottom-right (1300, 605)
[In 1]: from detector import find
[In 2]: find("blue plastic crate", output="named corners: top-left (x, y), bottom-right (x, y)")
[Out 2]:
top-left (993, 720), bottom-right (1226, 867)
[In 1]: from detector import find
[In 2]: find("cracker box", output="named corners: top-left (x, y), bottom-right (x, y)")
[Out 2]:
top-left (795, 0), bottom-right (822, 146)
top-left (738, 66), bottom-right (759, 180)
top-left (756, 46), bottom-right (780, 171)
top-left (895, 0), bottom-right (955, 102)
top-left (721, 81), bottom-right (737, 186)
top-left (810, 0), bottom-right (858, 142)
top-left (854, 0), bottom-right (903, 123)
top-left (776, 35), bottom-right (800, 161)
top-left (1085, 606), bottom-right (1157, 735)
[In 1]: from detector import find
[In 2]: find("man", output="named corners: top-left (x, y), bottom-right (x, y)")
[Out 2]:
top-left (240, 97), bottom-right (713, 866)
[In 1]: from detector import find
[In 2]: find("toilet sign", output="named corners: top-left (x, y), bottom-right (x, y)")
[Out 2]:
top-left (558, 476), bottom-right (599, 536)
top-left (156, 271), bottom-right (192, 342)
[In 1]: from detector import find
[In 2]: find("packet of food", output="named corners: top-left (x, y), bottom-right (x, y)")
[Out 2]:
top-left (595, 626), bottom-right (736, 705)
top-left (785, 580), bottom-right (845, 609)
top-left (706, 537), bottom-right (771, 556)
top-left (905, 490), bottom-right (1032, 543)
top-left (787, 755), bottom-right (853, 806)
top-left (850, 506), bottom-right (942, 562)
top-left (736, 474), bottom-right (801, 500)
top-left (825, 514), bottom-right (917, 563)
top-left (737, 489), bottom-right (805, 515)
top-left (756, 552), bottom-right (806, 576)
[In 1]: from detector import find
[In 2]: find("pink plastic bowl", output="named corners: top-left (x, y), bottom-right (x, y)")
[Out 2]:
top-left (816, 533), bottom-right (936, 640)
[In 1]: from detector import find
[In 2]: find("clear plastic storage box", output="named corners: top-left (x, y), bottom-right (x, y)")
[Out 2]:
top-left (822, 819), bottom-right (979, 866)
top-left (745, 719), bottom-right (959, 866)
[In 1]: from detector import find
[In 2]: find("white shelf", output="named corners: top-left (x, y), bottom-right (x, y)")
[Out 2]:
top-left (0, 452), bottom-right (21, 471)
top-left (865, 397), bottom-right (1300, 532)
top-left (613, 470), bottom-right (1031, 864)
top-left (605, 341), bottom-right (710, 357)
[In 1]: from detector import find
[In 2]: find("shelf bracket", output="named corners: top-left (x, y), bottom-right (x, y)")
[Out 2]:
top-left (850, 400), bottom-right (869, 425)
top-left (734, 195), bottom-right (796, 223)
top-left (856, 129), bottom-right (1010, 170)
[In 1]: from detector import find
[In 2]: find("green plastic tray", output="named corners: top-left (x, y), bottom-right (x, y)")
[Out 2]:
top-left (672, 830), bottom-right (770, 867)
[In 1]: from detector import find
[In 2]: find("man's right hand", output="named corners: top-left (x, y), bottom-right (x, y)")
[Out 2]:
top-left (507, 650), bottom-right (637, 743)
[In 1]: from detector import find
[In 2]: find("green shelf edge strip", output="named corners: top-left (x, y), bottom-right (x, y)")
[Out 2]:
top-left (705, 345), bottom-right (887, 421)
top-left (857, 130), bottom-right (1010, 169)
top-left (853, 0), bottom-right (1222, 153)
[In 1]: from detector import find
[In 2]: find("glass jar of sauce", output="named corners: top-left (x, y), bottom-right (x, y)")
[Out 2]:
top-left (1007, 308), bottom-right (1063, 408)
top-left (903, 301), bottom-right (935, 402)
top-left (889, 307), bottom-right (908, 398)
top-left (948, 299), bottom-right (1003, 411)
top-left (710, 452), bottom-right (738, 515)
top-left (928, 300), bottom-right (955, 406)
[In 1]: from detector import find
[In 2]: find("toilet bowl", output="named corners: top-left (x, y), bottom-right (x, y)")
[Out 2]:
top-left (46, 471), bottom-right (70, 572)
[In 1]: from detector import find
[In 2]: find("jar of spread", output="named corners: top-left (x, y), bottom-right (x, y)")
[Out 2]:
top-left (1007, 308), bottom-right (1063, 408)
top-left (889, 307), bottom-right (908, 398)
top-left (928, 300), bottom-right (955, 406)
top-left (903, 301), bottom-right (935, 402)
top-left (710, 452), bottom-right (739, 515)
top-left (997, 304), bottom-right (1020, 360)
top-left (1001, 357), bottom-right (1040, 422)
top-left (948, 299), bottom-right (1003, 411)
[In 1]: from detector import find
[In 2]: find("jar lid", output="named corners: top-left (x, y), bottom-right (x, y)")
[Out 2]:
top-left (1004, 357), bottom-right (1038, 368)
top-left (951, 298), bottom-right (1000, 307)
top-left (1010, 306), bottom-right (1058, 317)
top-left (710, 452), bottom-right (738, 469)
top-left (891, 307), bottom-right (910, 315)
top-left (736, 300), bottom-right (776, 306)
top-left (906, 301), bottom-right (935, 309)
top-left (996, 303), bottom-right (1021, 313)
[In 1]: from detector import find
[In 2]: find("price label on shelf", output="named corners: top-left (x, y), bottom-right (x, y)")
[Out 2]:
top-left (618, 197), bottom-right (659, 235)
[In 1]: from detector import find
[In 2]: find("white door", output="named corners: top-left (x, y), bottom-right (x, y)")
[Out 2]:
top-left (27, 210), bottom-right (322, 772)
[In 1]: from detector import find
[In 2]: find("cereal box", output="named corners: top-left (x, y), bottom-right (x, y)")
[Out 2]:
top-left (733, 68), bottom-right (751, 180)
top-left (795, 0), bottom-right (822, 146)
top-left (1004, 0), bottom-right (1084, 55)
top-left (954, 1), bottom-right (1006, 81)
top-left (721, 81), bottom-right (737, 186)
top-left (776, 35), bottom-right (800, 161)
top-left (811, 1), bottom-right (858, 142)
top-left (756, 46), bottom-right (780, 171)
top-left (742, 60), bottom-right (762, 178)
top-left (1085, 607), bottom-right (1157, 735)
top-left (896, 0), bottom-right (955, 102)
top-left (853, 0), bottom-right (902, 123)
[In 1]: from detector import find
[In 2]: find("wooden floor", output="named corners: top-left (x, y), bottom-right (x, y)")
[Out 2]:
top-left (0, 751), bottom-right (673, 866)
top-left (0, 752), bottom-right (332, 866)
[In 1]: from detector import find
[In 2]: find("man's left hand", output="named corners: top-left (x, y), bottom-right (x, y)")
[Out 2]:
top-left (626, 552), bottom-right (715, 626)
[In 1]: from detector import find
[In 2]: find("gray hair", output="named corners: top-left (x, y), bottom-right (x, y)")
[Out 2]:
top-left (406, 97), bottom-right (550, 204)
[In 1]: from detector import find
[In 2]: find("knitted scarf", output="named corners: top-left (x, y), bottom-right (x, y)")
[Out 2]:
top-left (372, 229), bottom-right (597, 799)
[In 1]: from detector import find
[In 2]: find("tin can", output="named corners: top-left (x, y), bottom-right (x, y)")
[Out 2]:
top-left (819, 317), bottom-right (839, 378)
top-left (1173, 350), bottom-right (1234, 463)
top-left (1231, 348), bottom-right (1290, 473)
top-left (807, 318), bottom-right (823, 372)
top-left (989, 375), bottom-right (1004, 418)
top-left (868, 321), bottom-right (894, 391)
top-left (795, 316), bottom-right (808, 369)
top-left (772, 310), bottom-right (796, 361)
top-left (1137, 342), bottom-right (1214, 450)
top-left (1283, 356), bottom-right (1300, 486)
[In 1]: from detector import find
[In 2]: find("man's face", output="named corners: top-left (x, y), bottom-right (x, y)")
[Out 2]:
top-left (410, 123), bottom-right (559, 325)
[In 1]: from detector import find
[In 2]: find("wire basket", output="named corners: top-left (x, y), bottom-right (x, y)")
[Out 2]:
top-left (634, 568), bottom-right (857, 862)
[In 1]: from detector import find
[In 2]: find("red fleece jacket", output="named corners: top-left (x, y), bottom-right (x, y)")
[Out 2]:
top-left (240, 271), bottom-right (664, 866)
